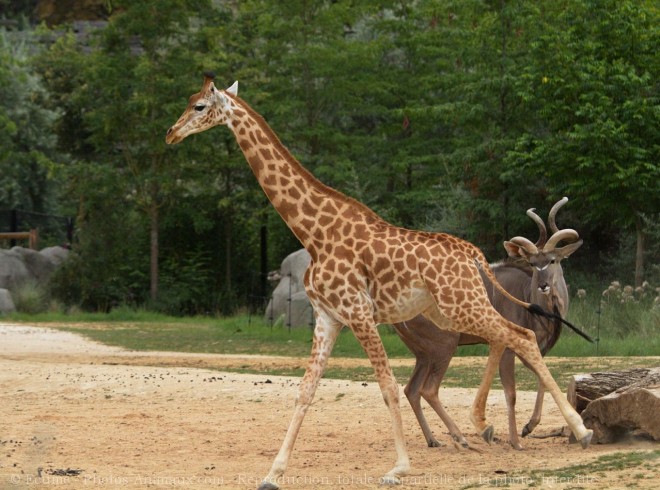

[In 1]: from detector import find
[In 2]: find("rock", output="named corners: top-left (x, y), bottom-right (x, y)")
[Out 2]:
top-left (0, 249), bottom-right (31, 290)
top-left (40, 246), bottom-right (70, 266)
top-left (11, 247), bottom-right (57, 283)
top-left (265, 249), bottom-right (312, 328)
top-left (0, 288), bottom-right (16, 313)
top-left (0, 245), bottom-right (69, 292)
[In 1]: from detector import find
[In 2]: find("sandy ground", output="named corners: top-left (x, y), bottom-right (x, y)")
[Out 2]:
top-left (0, 323), bottom-right (657, 490)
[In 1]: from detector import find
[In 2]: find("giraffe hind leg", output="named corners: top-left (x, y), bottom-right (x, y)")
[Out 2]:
top-left (352, 321), bottom-right (410, 484)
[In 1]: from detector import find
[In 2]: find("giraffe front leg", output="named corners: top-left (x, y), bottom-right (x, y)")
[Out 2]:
top-left (258, 314), bottom-right (342, 490)
top-left (470, 342), bottom-right (505, 444)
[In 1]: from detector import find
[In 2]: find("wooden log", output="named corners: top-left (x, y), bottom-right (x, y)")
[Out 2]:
top-left (566, 367), bottom-right (658, 414)
top-left (566, 367), bottom-right (660, 444)
top-left (580, 386), bottom-right (660, 443)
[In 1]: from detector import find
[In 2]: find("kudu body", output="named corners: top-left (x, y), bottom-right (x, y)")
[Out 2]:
top-left (394, 198), bottom-right (583, 450)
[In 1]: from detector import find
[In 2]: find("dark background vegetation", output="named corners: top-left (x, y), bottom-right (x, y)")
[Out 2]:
top-left (1, 0), bottom-right (658, 316)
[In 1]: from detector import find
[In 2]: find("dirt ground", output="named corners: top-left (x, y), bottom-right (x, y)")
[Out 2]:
top-left (0, 323), bottom-right (657, 489)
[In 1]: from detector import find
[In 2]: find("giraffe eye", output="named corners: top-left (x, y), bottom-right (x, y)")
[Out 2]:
top-left (194, 104), bottom-right (206, 112)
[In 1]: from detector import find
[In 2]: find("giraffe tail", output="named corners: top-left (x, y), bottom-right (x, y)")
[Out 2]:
top-left (474, 257), bottom-right (595, 344)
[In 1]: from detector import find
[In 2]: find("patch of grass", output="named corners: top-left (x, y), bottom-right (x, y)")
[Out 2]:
top-left (524, 450), bottom-right (659, 487)
top-left (460, 450), bottom-right (660, 489)
top-left (6, 311), bottom-right (658, 359)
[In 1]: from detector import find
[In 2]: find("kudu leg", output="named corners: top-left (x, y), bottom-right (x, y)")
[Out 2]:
top-left (418, 342), bottom-right (471, 449)
top-left (404, 361), bottom-right (445, 447)
top-left (499, 349), bottom-right (523, 450)
top-left (420, 379), bottom-right (471, 450)
top-left (522, 380), bottom-right (545, 437)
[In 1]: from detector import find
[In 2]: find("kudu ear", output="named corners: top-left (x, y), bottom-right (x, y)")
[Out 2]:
top-left (504, 241), bottom-right (532, 260)
top-left (555, 239), bottom-right (583, 259)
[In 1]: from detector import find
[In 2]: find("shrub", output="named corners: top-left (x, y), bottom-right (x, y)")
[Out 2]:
top-left (12, 281), bottom-right (49, 314)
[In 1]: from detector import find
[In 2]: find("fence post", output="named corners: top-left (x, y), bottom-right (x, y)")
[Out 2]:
top-left (260, 225), bottom-right (268, 300)
top-left (66, 217), bottom-right (74, 244)
top-left (287, 272), bottom-right (292, 332)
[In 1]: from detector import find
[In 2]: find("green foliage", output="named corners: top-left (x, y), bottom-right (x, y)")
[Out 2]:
top-left (3, 1), bottom-right (657, 313)
top-left (0, 28), bottom-right (62, 212)
top-left (506, 0), bottom-right (659, 239)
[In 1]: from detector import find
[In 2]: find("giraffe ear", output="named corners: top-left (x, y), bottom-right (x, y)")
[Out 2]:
top-left (226, 81), bottom-right (238, 96)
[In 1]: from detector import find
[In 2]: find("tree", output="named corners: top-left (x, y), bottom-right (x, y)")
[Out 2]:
top-left (65, 0), bottom-right (229, 302)
top-left (507, 0), bottom-right (659, 285)
top-left (0, 28), bottom-right (61, 213)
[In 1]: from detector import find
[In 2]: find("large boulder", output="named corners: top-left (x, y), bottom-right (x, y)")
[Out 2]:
top-left (0, 249), bottom-right (31, 291)
top-left (0, 288), bottom-right (16, 314)
top-left (265, 249), bottom-right (312, 328)
top-left (0, 246), bottom-right (70, 314)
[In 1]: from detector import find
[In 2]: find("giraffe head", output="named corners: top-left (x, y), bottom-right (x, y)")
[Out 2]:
top-left (166, 72), bottom-right (238, 144)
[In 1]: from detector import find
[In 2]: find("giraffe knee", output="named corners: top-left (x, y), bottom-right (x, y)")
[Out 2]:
top-left (522, 329), bottom-right (536, 343)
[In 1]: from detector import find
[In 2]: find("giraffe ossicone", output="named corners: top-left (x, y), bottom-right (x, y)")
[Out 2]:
top-left (167, 74), bottom-right (592, 490)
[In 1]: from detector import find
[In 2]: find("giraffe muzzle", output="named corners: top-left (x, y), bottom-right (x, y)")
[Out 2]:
top-left (165, 127), bottom-right (182, 145)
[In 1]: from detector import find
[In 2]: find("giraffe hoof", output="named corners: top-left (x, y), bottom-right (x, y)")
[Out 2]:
top-left (521, 424), bottom-right (532, 438)
top-left (379, 475), bottom-right (401, 485)
top-left (481, 425), bottom-right (494, 444)
top-left (580, 429), bottom-right (593, 449)
top-left (257, 481), bottom-right (279, 490)
top-left (510, 440), bottom-right (524, 451)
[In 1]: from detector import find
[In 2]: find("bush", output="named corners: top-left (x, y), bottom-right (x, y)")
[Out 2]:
top-left (12, 281), bottom-right (49, 314)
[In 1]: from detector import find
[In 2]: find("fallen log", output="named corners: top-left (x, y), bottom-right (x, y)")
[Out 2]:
top-left (567, 367), bottom-right (660, 444)
top-left (567, 367), bottom-right (659, 414)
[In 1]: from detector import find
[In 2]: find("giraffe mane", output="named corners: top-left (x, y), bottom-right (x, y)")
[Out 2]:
top-left (230, 94), bottom-right (386, 225)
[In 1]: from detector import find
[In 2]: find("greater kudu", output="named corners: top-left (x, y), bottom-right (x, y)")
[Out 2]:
top-left (393, 197), bottom-right (583, 450)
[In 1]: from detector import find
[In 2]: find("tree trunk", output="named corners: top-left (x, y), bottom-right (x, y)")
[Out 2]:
top-left (149, 199), bottom-right (159, 302)
top-left (634, 215), bottom-right (645, 287)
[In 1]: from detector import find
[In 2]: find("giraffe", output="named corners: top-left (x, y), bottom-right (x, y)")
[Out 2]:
top-left (166, 73), bottom-right (593, 489)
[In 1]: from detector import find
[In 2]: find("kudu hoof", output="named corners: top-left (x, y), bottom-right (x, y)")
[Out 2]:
top-left (521, 424), bottom-right (532, 438)
top-left (427, 438), bottom-right (445, 448)
top-left (480, 425), bottom-right (495, 444)
top-left (257, 481), bottom-right (279, 490)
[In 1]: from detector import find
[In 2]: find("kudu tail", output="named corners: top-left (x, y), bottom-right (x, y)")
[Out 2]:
top-left (474, 257), bottom-right (595, 344)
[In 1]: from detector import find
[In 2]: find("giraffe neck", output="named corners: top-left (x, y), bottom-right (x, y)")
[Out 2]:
top-left (226, 95), bottom-right (383, 253)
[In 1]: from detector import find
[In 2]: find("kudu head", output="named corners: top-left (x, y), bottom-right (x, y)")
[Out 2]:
top-left (503, 197), bottom-right (583, 315)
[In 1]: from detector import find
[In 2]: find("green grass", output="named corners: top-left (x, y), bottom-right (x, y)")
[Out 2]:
top-left (8, 310), bottom-right (657, 357)
top-left (522, 450), bottom-right (658, 489)
top-left (459, 450), bottom-right (660, 489)
top-left (5, 311), bottom-right (658, 389)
